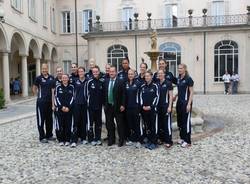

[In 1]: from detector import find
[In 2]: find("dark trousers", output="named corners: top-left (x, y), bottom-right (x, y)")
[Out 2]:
top-left (57, 111), bottom-right (73, 143)
top-left (36, 101), bottom-right (53, 140)
top-left (224, 82), bottom-right (230, 93)
top-left (105, 104), bottom-right (124, 144)
top-left (126, 108), bottom-right (141, 142)
top-left (158, 107), bottom-right (173, 144)
top-left (176, 101), bottom-right (192, 144)
top-left (72, 104), bottom-right (87, 143)
top-left (141, 109), bottom-right (157, 144)
top-left (87, 108), bottom-right (102, 142)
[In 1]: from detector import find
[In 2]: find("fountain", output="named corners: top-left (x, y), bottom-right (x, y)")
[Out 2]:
top-left (144, 30), bottom-right (163, 72)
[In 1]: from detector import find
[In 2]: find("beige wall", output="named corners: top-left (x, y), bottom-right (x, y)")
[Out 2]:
top-left (87, 28), bottom-right (250, 93)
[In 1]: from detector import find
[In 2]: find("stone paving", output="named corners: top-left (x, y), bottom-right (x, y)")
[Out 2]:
top-left (0, 95), bottom-right (250, 184)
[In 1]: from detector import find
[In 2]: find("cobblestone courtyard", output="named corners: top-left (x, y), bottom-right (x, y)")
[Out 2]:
top-left (0, 95), bottom-right (250, 184)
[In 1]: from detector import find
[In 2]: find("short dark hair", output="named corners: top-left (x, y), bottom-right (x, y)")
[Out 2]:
top-left (92, 65), bottom-right (100, 71)
top-left (110, 66), bottom-right (117, 72)
top-left (78, 66), bottom-right (85, 72)
top-left (146, 69), bottom-right (153, 76)
top-left (140, 62), bottom-right (148, 69)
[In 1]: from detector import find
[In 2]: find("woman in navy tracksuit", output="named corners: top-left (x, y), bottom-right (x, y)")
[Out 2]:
top-left (140, 70), bottom-right (159, 150)
top-left (157, 69), bottom-right (173, 148)
top-left (55, 74), bottom-right (74, 147)
top-left (175, 64), bottom-right (194, 148)
top-left (72, 67), bottom-right (88, 146)
top-left (124, 69), bottom-right (142, 147)
top-left (86, 66), bottom-right (105, 146)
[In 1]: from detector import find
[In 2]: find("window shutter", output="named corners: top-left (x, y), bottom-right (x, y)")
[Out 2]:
top-left (78, 11), bottom-right (83, 33)
top-left (70, 11), bottom-right (75, 33)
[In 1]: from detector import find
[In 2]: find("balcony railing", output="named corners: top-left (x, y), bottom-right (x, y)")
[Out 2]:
top-left (88, 14), bottom-right (249, 33)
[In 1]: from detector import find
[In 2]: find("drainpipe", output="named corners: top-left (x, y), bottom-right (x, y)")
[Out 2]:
top-left (203, 31), bottom-right (206, 94)
top-left (135, 34), bottom-right (138, 70)
top-left (75, 0), bottom-right (79, 65)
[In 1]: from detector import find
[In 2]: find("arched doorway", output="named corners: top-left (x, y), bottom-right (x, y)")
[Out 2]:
top-left (107, 44), bottom-right (128, 71)
top-left (28, 39), bottom-right (39, 90)
top-left (10, 32), bottom-right (28, 97)
top-left (159, 42), bottom-right (181, 77)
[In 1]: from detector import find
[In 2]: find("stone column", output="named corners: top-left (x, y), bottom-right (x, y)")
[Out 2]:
top-left (21, 55), bottom-right (28, 97)
top-left (2, 53), bottom-right (10, 102)
top-left (47, 60), bottom-right (51, 74)
top-left (36, 58), bottom-right (41, 77)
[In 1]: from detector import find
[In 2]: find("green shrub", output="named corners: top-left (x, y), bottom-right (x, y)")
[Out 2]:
top-left (0, 89), bottom-right (5, 109)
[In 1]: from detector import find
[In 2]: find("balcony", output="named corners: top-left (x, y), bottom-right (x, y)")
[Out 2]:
top-left (85, 8), bottom-right (250, 35)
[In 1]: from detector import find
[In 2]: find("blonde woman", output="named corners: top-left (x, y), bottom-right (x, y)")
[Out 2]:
top-left (175, 64), bottom-right (194, 148)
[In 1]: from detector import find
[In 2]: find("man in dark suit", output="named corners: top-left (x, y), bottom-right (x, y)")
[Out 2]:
top-left (104, 66), bottom-right (125, 147)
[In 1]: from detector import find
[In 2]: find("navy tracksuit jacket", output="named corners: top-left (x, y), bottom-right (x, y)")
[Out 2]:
top-left (140, 81), bottom-right (159, 144)
top-left (176, 75), bottom-right (194, 144)
top-left (157, 80), bottom-right (173, 144)
top-left (124, 79), bottom-right (141, 142)
top-left (55, 84), bottom-right (74, 143)
top-left (86, 77), bottom-right (105, 142)
top-left (34, 74), bottom-right (54, 141)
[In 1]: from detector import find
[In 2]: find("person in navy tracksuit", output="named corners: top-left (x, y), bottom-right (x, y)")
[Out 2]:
top-left (55, 74), bottom-right (74, 147)
top-left (175, 64), bottom-right (194, 148)
top-left (153, 59), bottom-right (177, 84)
top-left (157, 69), bottom-right (174, 148)
top-left (86, 66), bottom-right (105, 146)
top-left (140, 70), bottom-right (159, 150)
top-left (124, 69), bottom-right (142, 147)
top-left (52, 66), bottom-right (63, 142)
top-left (33, 63), bottom-right (55, 143)
top-left (71, 67), bottom-right (88, 146)
top-left (69, 63), bottom-right (79, 84)
top-left (136, 62), bottom-right (147, 86)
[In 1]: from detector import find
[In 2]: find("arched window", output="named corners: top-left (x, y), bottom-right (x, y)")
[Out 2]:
top-left (107, 44), bottom-right (128, 71)
top-left (214, 40), bottom-right (238, 82)
top-left (159, 42), bottom-right (181, 76)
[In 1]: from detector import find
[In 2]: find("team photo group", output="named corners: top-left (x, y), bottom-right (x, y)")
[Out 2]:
top-left (33, 58), bottom-right (194, 150)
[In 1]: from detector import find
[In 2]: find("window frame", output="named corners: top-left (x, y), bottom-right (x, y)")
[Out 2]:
top-left (11, 0), bottom-right (22, 13)
top-left (62, 11), bottom-right (71, 34)
top-left (214, 40), bottom-right (238, 82)
top-left (107, 45), bottom-right (128, 71)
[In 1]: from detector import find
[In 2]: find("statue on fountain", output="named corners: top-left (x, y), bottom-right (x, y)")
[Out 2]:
top-left (151, 30), bottom-right (157, 51)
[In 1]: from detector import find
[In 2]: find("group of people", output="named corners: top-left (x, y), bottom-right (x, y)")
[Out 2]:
top-left (222, 70), bottom-right (240, 95)
top-left (32, 58), bottom-right (194, 150)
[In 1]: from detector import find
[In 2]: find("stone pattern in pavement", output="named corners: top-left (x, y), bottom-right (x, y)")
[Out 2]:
top-left (0, 95), bottom-right (250, 184)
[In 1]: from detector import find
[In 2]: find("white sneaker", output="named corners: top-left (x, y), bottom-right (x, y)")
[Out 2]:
top-left (65, 142), bottom-right (70, 146)
top-left (181, 141), bottom-right (191, 148)
top-left (81, 140), bottom-right (88, 145)
top-left (177, 139), bottom-right (184, 145)
top-left (59, 142), bottom-right (64, 146)
top-left (91, 141), bottom-right (97, 146)
top-left (126, 141), bottom-right (134, 146)
top-left (96, 140), bottom-right (102, 146)
top-left (71, 143), bottom-right (77, 148)
top-left (135, 142), bottom-right (142, 148)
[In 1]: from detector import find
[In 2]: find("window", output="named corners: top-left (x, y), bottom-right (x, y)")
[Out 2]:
top-left (43, 0), bottom-right (47, 26)
top-left (212, 0), bottom-right (225, 25)
top-left (164, 4), bottom-right (178, 28)
top-left (159, 42), bottom-right (181, 77)
top-left (12, 0), bottom-right (22, 12)
top-left (83, 9), bottom-right (92, 33)
top-left (28, 0), bottom-right (36, 20)
top-left (122, 7), bottom-right (133, 30)
top-left (214, 40), bottom-right (238, 82)
top-left (107, 45), bottom-right (128, 71)
top-left (62, 11), bottom-right (71, 33)
top-left (63, 60), bottom-right (71, 74)
top-left (51, 7), bottom-right (56, 32)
